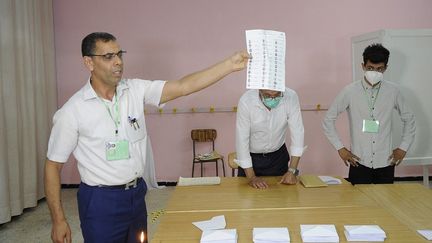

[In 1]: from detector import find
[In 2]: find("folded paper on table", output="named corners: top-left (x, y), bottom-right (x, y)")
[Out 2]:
top-left (417, 229), bottom-right (432, 240)
top-left (301, 224), bottom-right (339, 242)
top-left (253, 227), bottom-right (290, 242)
top-left (201, 229), bottom-right (237, 243)
top-left (178, 176), bottom-right (221, 186)
top-left (193, 215), bottom-right (226, 231)
top-left (299, 175), bottom-right (328, 188)
top-left (318, 176), bottom-right (342, 185)
top-left (344, 225), bottom-right (386, 242)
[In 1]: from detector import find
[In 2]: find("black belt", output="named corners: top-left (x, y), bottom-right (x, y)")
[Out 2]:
top-left (97, 177), bottom-right (142, 190)
top-left (250, 144), bottom-right (287, 157)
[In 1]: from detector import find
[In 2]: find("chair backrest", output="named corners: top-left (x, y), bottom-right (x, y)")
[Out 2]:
top-left (227, 152), bottom-right (238, 169)
top-left (191, 129), bottom-right (217, 142)
top-left (191, 129), bottom-right (217, 154)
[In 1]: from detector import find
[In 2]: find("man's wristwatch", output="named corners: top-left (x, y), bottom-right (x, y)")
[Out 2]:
top-left (288, 167), bottom-right (299, 176)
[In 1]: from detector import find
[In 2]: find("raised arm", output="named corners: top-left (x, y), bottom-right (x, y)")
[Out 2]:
top-left (45, 159), bottom-right (71, 243)
top-left (160, 50), bottom-right (250, 104)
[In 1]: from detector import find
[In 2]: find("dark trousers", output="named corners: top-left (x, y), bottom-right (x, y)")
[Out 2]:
top-left (348, 163), bottom-right (395, 185)
top-left (78, 178), bottom-right (148, 243)
top-left (238, 144), bottom-right (290, 177)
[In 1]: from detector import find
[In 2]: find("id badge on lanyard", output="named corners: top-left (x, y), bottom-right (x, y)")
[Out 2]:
top-left (106, 140), bottom-right (130, 161)
top-left (99, 92), bottom-right (130, 161)
top-left (361, 81), bottom-right (381, 134)
top-left (362, 119), bottom-right (380, 133)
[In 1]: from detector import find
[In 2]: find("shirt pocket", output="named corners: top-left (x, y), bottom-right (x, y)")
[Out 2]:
top-left (125, 113), bottom-right (147, 143)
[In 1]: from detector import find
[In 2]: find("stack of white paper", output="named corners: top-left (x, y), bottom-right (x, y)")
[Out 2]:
top-left (177, 176), bottom-right (221, 186)
top-left (253, 227), bottom-right (290, 243)
top-left (301, 224), bottom-right (339, 242)
top-left (344, 225), bottom-right (386, 242)
top-left (200, 229), bottom-right (237, 243)
top-left (417, 229), bottom-right (432, 240)
top-left (318, 176), bottom-right (342, 185)
top-left (193, 215), bottom-right (226, 231)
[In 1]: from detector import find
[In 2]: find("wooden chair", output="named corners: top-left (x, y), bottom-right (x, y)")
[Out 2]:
top-left (191, 129), bottom-right (226, 177)
top-left (227, 152), bottom-right (239, 177)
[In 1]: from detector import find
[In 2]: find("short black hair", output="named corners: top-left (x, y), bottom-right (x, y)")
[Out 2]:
top-left (81, 32), bottom-right (116, 57)
top-left (363, 43), bottom-right (390, 65)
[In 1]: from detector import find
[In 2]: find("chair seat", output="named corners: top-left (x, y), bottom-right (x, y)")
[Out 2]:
top-left (194, 151), bottom-right (223, 161)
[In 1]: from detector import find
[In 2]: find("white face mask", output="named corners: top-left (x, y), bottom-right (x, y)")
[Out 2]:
top-left (364, 71), bottom-right (383, 85)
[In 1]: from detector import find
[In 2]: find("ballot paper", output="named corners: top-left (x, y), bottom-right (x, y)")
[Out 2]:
top-left (318, 176), bottom-right (342, 185)
top-left (344, 225), bottom-right (386, 242)
top-left (253, 227), bottom-right (290, 243)
top-left (300, 224), bottom-right (339, 242)
top-left (245, 29), bottom-right (285, 92)
top-left (193, 215), bottom-right (226, 231)
top-left (200, 229), bottom-right (237, 243)
top-left (417, 229), bottom-right (432, 240)
top-left (177, 176), bottom-right (221, 186)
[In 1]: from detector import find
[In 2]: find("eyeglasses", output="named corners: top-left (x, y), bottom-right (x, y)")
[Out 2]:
top-left (260, 92), bottom-right (284, 99)
top-left (365, 65), bottom-right (386, 73)
top-left (87, 50), bottom-right (126, 61)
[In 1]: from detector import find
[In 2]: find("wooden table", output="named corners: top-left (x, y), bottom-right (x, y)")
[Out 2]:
top-left (165, 177), bottom-right (376, 212)
top-left (152, 207), bottom-right (426, 242)
top-left (356, 183), bottom-right (432, 230)
top-left (151, 178), bottom-right (431, 242)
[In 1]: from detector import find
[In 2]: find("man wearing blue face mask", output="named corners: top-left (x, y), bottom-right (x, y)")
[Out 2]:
top-left (322, 43), bottom-right (416, 184)
top-left (236, 88), bottom-right (305, 189)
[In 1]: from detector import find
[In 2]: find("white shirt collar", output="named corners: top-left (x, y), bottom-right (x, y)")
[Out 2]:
top-left (82, 78), bottom-right (129, 101)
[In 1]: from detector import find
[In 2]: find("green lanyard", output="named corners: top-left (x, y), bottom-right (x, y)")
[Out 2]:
top-left (99, 94), bottom-right (120, 135)
top-left (361, 81), bottom-right (381, 120)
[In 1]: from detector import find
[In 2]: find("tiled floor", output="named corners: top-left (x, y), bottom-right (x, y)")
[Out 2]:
top-left (0, 181), bottom-right (429, 243)
top-left (0, 186), bottom-right (175, 243)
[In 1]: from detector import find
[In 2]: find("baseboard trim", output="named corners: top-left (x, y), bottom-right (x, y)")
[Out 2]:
top-left (61, 184), bottom-right (79, 188)
top-left (157, 181), bottom-right (178, 186)
top-left (393, 176), bottom-right (429, 181)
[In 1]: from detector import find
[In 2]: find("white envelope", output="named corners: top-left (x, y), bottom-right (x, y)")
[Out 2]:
top-left (301, 224), bottom-right (339, 237)
top-left (193, 215), bottom-right (226, 231)
top-left (318, 176), bottom-right (342, 185)
top-left (301, 224), bottom-right (339, 242)
top-left (253, 227), bottom-right (290, 242)
top-left (417, 229), bottom-right (432, 240)
top-left (201, 229), bottom-right (237, 243)
top-left (344, 225), bottom-right (386, 242)
top-left (178, 176), bottom-right (221, 186)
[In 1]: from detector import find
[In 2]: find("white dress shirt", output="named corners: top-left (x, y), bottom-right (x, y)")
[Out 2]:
top-left (236, 88), bottom-right (305, 169)
top-left (322, 79), bottom-right (416, 169)
top-left (47, 78), bottom-right (166, 186)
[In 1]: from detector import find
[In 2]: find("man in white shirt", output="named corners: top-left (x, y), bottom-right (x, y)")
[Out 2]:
top-left (45, 32), bottom-right (250, 243)
top-left (322, 43), bottom-right (415, 184)
top-left (236, 88), bottom-right (305, 189)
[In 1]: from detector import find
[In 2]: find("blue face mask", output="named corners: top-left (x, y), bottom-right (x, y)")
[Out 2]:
top-left (262, 96), bottom-right (282, 109)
